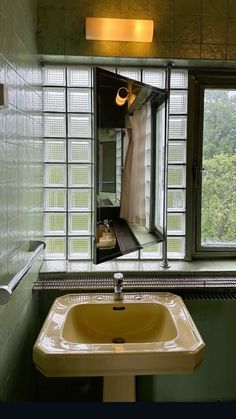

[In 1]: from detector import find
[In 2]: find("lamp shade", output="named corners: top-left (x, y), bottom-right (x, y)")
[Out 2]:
top-left (115, 87), bottom-right (130, 106)
top-left (85, 17), bottom-right (154, 43)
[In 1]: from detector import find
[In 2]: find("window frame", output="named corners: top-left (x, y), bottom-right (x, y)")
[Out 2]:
top-left (186, 70), bottom-right (236, 260)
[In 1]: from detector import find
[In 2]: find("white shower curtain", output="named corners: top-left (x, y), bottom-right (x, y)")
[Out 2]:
top-left (120, 104), bottom-right (147, 226)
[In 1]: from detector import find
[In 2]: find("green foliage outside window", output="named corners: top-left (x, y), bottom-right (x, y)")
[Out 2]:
top-left (201, 90), bottom-right (236, 246)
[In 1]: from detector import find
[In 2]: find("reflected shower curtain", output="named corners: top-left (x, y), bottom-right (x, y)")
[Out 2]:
top-left (120, 104), bottom-right (147, 226)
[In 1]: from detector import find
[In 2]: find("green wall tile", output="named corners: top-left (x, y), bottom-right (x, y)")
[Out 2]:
top-left (175, 0), bottom-right (201, 15)
top-left (229, 0), bottom-right (236, 16)
top-left (202, 16), bottom-right (228, 43)
top-left (121, 0), bottom-right (148, 12)
top-left (228, 18), bottom-right (236, 44)
top-left (175, 15), bottom-right (201, 43)
top-left (174, 42), bottom-right (201, 59)
top-left (201, 43), bottom-right (226, 59)
top-left (202, 0), bottom-right (228, 16)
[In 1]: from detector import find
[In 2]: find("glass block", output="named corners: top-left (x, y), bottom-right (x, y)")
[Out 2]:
top-left (67, 68), bottom-right (91, 87)
top-left (68, 114), bottom-right (92, 138)
top-left (145, 149), bottom-right (151, 165)
top-left (168, 165), bottom-right (186, 188)
top-left (170, 70), bottom-right (188, 89)
top-left (68, 165), bottom-right (91, 187)
top-left (43, 88), bottom-right (66, 112)
top-left (117, 69), bottom-right (141, 81)
top-left (167, 189), bottom-right (186, 211)
top-left (142, 70), bottom-right (166, 88)
top-left (45, 213), bottom-right (66, 235)
top-left (68, 189), bottom-right (91, 211)
top-left (45, 237), bottom-right (66, 260)
top-left (43, 67), bottom-right (66, 86)
top-left (68, 237), bottom-right (91, 259)
top-left (168, 141), bottom-right (186, 163)
top-left (117, 251), bottom-right (139, 259)
top-left (167, 237), bottom-right (185, 258)
top-left (44, 139), bottom-right (66, 162)
top-left (68, 140), bottom-right (91, 162)
top-left (69, 213), bottom-right (91, 235)
top-left (145, 166), bottom-right (151, 182)
top-left (169, 91), bottom-right (188, 114)
top-left (67, 88), bottom-right (91, 113)
top-left (167, 213), bottom-right (185, 235)
top-left (45, 165), bottom-right (66, 187)
top-left (169, 116), bottom-right (187, 139)
top-left (44, 114), bottom-right (66, 137)
top-left (140, 243), bottom-right (161, 259)
top-left (45, 189), bottom-right (66, 211)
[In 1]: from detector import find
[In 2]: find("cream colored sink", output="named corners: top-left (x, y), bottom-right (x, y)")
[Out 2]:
top-left (33, 292), bottom-right (205, 381)
top-left (62, 300), bottom-right (177, 344)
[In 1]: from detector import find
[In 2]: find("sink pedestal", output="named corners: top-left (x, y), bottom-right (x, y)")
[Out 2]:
top-left (103, 376), bottom-right (135, 402)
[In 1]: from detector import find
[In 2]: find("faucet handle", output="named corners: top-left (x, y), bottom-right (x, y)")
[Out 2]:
top-left (113, 272), bottom-right (124, 286)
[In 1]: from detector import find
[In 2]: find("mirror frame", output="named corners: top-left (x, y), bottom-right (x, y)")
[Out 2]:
top-left (93, 67), bottom-right (168, 264)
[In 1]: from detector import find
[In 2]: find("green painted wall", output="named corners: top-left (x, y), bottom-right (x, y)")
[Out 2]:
top-left (137, 299), bottom-right (236, 401)
top-left (37, 0), bottom-right (236, 60)
top-left (0, 0), bottom-right (43, 401)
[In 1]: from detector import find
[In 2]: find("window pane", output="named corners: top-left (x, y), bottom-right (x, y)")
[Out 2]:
top-left (45, 165), bottom-right (66, 187)
top-left (68, 165), bottom-right (91, 187)
top-left (45, 213), bottom-right (66, 235)
top-left (140, 243), bottom-right (161, 259)
top-left (67, 68), bottom-right (91, 87)
top-left (169, 116), bottom-right (187, 139)
top-left (44, 114), bottom-right (66, 137)
top-left (68, 114), bottom-right (92, 138)
top-left (45, 189), bottom-right (67, 211)
top-left (167, 213), bottom-right (185, 235)
top-left (45, 237), bottom-right (66, 259)
top-left (168, 141), bottom-right (186, 163)
top-left (68, 237), bottom-right (91, 259)
top-left (201, 89), bottom-right (236, 247)
top-left (170, 70), bottom-right (188, 89)
top-left (117, 69), bottom-right (141, 81)
top-left (43, 88), bottom-right (66, 112)
top-left (169, 91), bottom-right (187, 114)
top-left (167, 189), bottom-right (185, 211)
top-left (67, 88), bottom-right (91, 113)
top-left (68, 140), bottom-right (91, 162)
top-left (168, 165), bottom-right (186, 187)
top-left (44, 139), bottom-right (66, 162)
top-left (68, 189), bottom-right (91, 211)
top-left (69, 213), bottom-right (91, 235)
top-left (142, 70), bottom-right (165, 88)
top-left (43, 67), bottom-right (66, 86)
top-left (167, 237), bottom-right (185, 258)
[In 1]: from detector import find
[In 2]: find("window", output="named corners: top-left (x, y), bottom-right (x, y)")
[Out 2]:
top-left (43, 66), bottom-right (188, 261)
top-left (187, 71), bottom-right (236, 258)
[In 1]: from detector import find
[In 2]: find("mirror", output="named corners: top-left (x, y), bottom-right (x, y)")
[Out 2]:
top-left (94, 68), bottom-right (167, 264)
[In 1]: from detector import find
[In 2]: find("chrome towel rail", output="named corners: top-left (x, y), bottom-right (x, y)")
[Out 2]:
top-left (0, 241), bottom-right (46, 305)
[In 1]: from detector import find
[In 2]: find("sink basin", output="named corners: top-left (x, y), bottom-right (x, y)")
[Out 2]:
top-left (33, 292), bottom-right (205, 380)
top-left (62, 301), bottom-right (177, 344)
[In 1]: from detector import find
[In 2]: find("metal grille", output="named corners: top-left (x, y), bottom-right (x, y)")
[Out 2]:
top-left (33, 275), bottom-right (236, 291)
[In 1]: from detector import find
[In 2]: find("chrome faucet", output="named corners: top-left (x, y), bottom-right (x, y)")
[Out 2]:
top-left (113, 272), bottom-right (124, 301)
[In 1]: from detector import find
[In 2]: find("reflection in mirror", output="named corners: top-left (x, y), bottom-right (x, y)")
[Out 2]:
top-left (94, 68), bottom-right (167, 264)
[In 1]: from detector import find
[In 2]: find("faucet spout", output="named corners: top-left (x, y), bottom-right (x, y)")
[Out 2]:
top-left (113, 272), bottom-right (124, 301)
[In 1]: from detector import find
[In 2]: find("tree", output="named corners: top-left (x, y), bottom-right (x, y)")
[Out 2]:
top-left (201, 89), bottom-right (236, 245)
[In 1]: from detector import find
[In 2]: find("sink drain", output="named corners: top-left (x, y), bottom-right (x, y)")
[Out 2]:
top-left (112, 336), bottom-right (126, 343)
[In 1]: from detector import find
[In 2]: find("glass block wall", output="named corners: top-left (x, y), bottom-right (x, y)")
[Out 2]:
top-left (43, 66), bottom-right (188, 261)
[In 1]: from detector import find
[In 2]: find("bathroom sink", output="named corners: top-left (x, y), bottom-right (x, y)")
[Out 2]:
top-left (62, 300), bottom-right (177, 344)
top-left (33, 292), bottom-right (205, 379)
